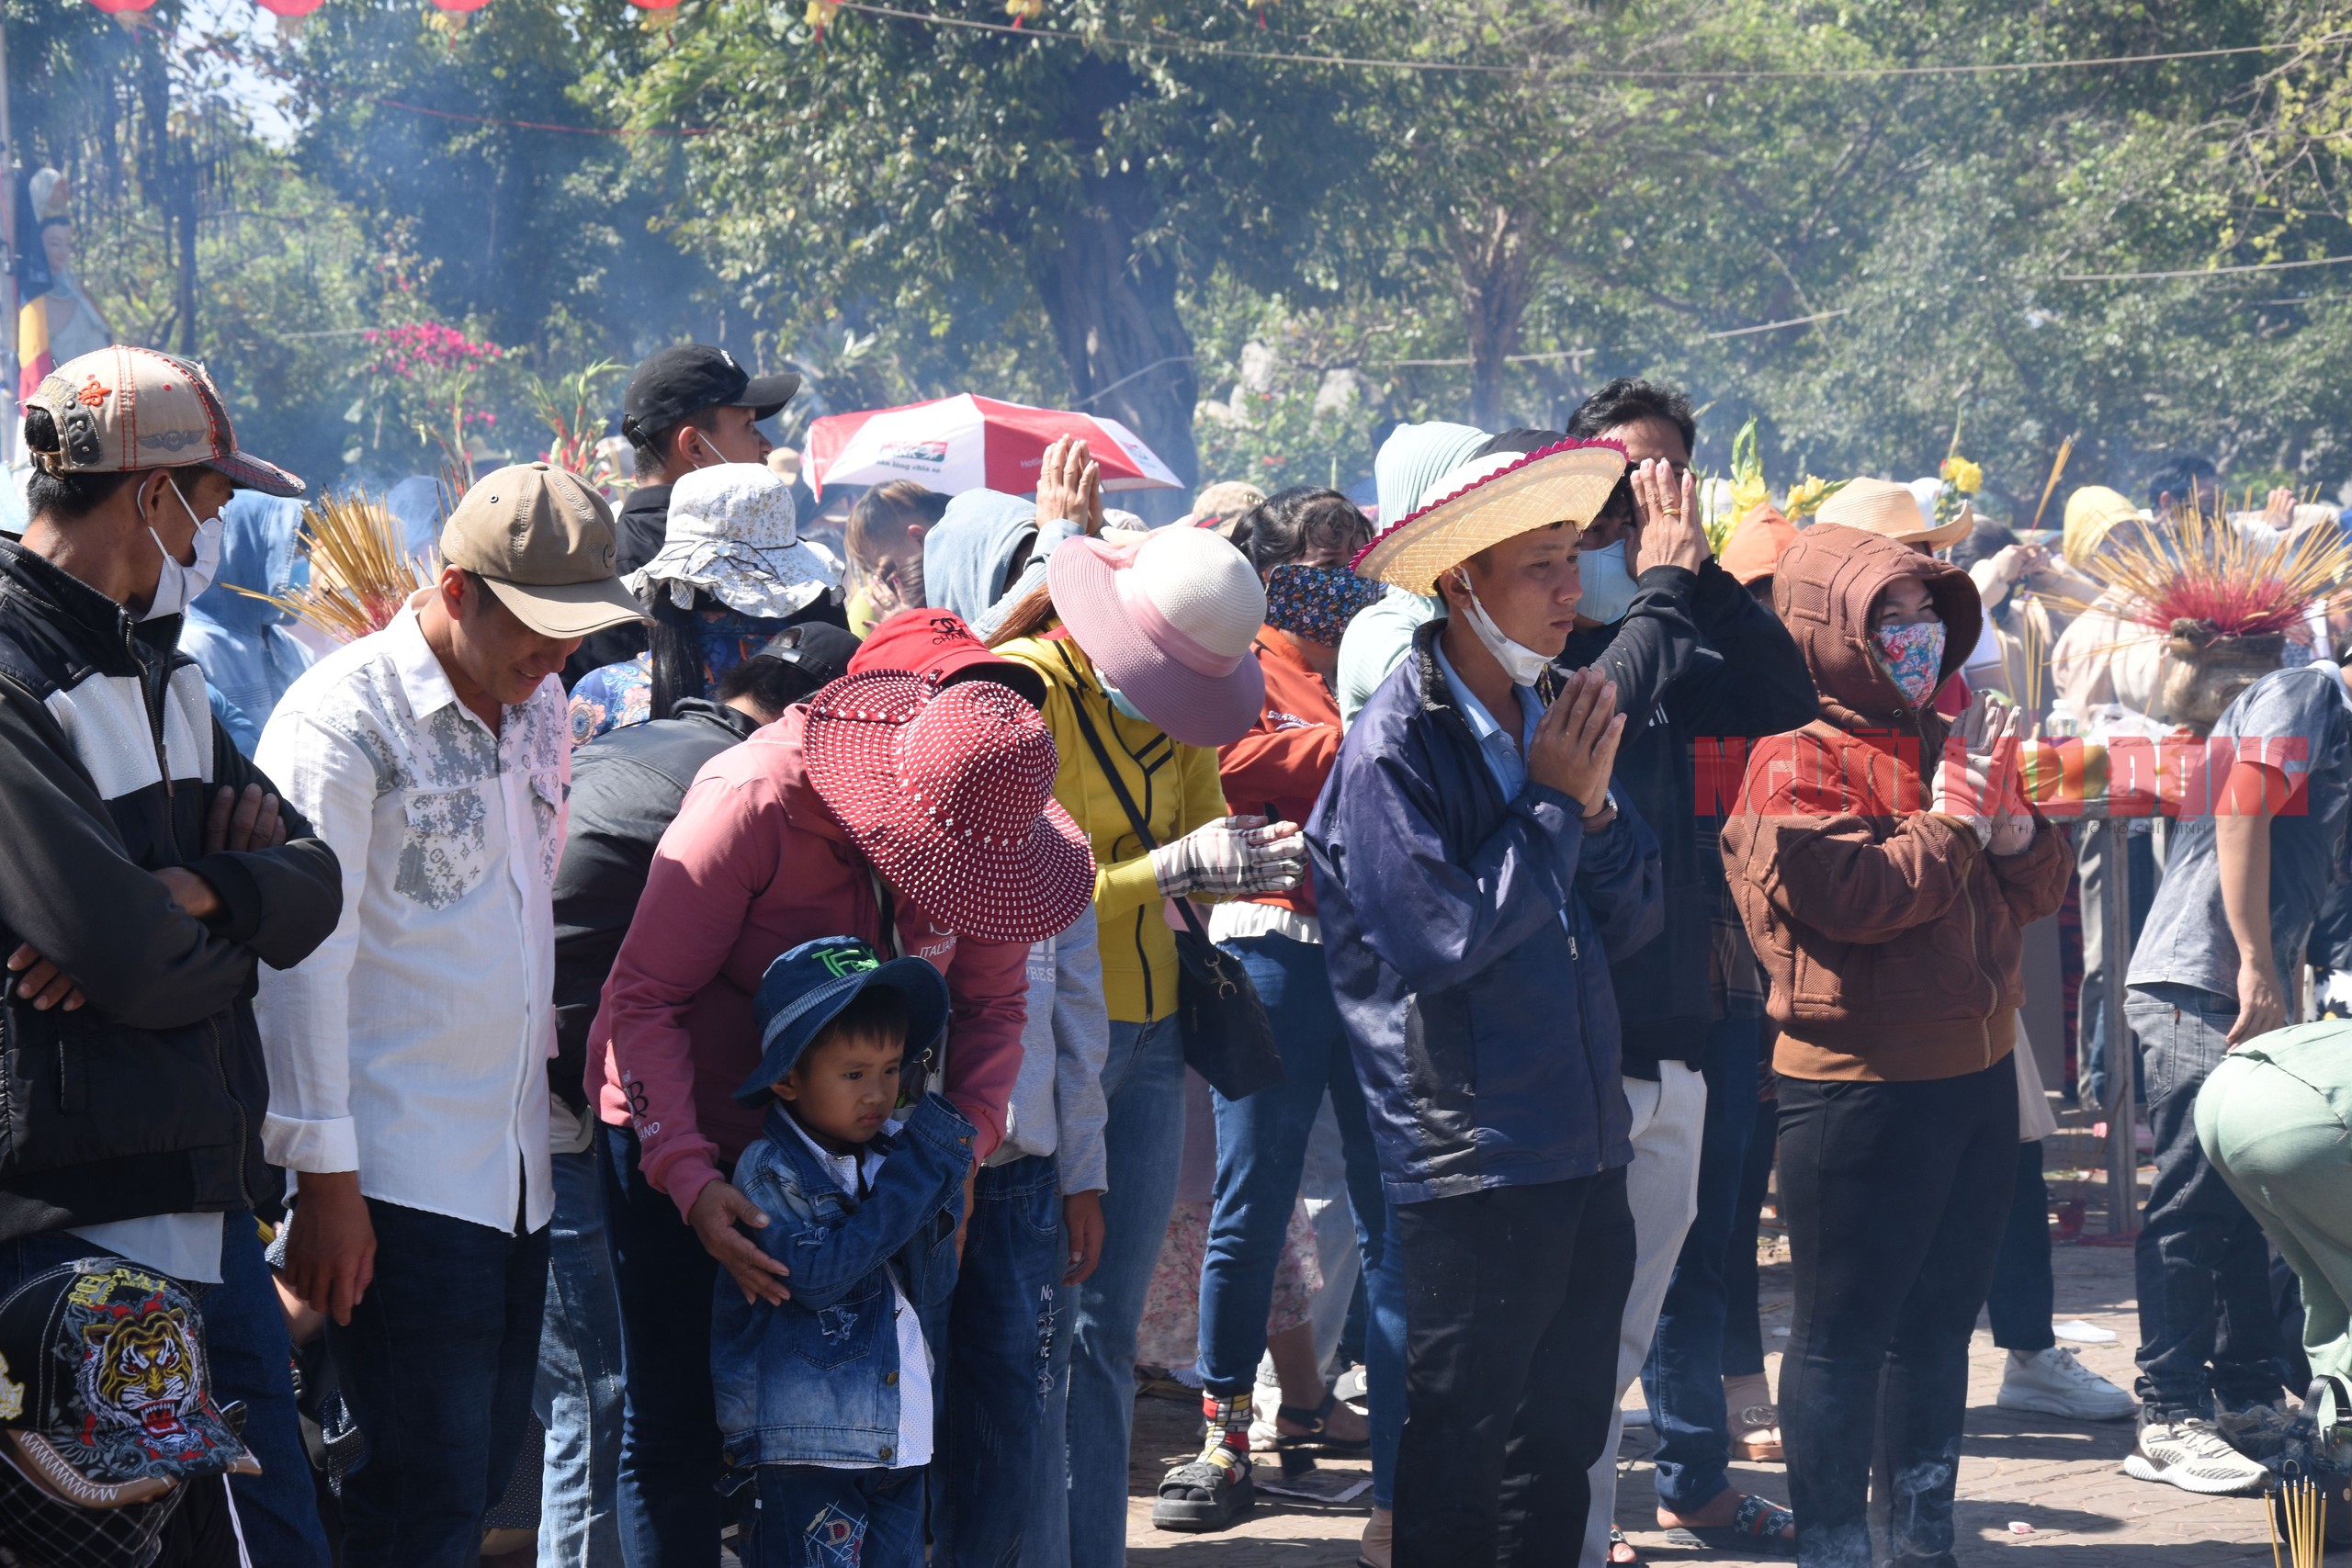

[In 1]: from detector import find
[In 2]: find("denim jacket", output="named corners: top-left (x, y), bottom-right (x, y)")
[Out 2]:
top-left (712, 1093), bottom-right (974, 1468)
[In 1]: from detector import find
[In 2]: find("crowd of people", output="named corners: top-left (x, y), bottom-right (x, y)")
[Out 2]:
top-left (4, 335), bottom-right (2352, 1568)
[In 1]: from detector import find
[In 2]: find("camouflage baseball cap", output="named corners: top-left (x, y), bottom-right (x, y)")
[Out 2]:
top-left (22, 344), bottom-right (303, 498)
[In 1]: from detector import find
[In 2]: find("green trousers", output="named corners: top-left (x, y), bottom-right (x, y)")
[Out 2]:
top-left (2197, 1021), bottom-right (2352, 1392)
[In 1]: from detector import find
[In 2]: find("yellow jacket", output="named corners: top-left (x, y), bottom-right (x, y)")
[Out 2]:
top-left (995, 633), bottom-right (1229, 1023)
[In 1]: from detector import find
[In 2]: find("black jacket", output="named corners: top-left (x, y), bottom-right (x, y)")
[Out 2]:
top-left (564, 483), bottom-right (673, 686)
top-left (0, 541), bottom-right (342, 1239)
top-left (551, 697), bottom-right (761, 1112)
top-left (1556, 557), bottom-right (1817, 1074)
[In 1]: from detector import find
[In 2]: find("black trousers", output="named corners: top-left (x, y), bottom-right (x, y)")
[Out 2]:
top-left (1778, 1058), bottom-right (2018, 1568)
top-left (1394, 1168), bottom-right (1635, 1568)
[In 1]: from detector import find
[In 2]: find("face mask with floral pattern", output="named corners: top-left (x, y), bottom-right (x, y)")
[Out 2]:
top-left (1873, 621), bottom-right (1947, 707)
top-left (1265, 563), bottom-right (1385, 647)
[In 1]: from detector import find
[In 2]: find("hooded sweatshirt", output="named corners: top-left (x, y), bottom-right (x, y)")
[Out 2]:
top-left (181, 492), bottom-right (316, 749)
top-left (1718, 525), bottom-right (2072, 1082)
top-left (1335, 422), bottom-right (1488, 725)
top-left (922, 490), bottom-right (1086, 643)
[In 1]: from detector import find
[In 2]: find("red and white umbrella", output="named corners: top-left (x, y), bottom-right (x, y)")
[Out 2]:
top-left (802, 394), bottom-right (1183, 500)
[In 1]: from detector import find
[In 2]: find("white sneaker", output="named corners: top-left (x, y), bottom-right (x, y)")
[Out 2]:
top-left (1997, 1348), bottom-right (2139, 1422)
top-left (2123, 1416), bottom-right (2270, 1495)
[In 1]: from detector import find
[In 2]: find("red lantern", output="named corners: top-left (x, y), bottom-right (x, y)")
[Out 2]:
top-left (628, 0), bottom-right (682, 11)
top-left (430, 0), bottom-right (492, 12)
top-left (83, 0), bottom-right (158, 13)
top-left (253, 0), bottom-right (325, 15)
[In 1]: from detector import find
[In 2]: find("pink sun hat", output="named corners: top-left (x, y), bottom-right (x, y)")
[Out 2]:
top-left (801, 671), bottom-right (1095, 944)
top-left (1045, 525), bottom-right (1267, 748)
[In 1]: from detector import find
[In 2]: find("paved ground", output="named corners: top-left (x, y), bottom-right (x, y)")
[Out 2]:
top-left (1125, 1153), bottom-right (2277, 1565)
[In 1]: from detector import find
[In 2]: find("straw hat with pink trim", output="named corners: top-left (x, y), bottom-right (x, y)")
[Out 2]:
top-left (1046, 526), bottom-right (1268, 748)
top-left (1351, 438), bottom-right (1628, 594)
top-left (801, 671), bottom-right (1096, 944)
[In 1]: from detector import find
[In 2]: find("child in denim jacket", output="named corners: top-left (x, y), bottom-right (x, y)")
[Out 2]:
top-left (711, 935), bottom-right (976, 1567)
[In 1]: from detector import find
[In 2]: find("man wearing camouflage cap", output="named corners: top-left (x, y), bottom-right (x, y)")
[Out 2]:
top-left (255, 461), bottom-right (643, 1566)
top-left (0, 344), bottom-right (345, 1565)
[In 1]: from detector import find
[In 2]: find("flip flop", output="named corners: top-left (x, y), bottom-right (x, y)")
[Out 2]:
top-left (1608, 1526), bottom-right (1646, 1565)
top-left (1660, 1494), bottom-right (1797, 1558)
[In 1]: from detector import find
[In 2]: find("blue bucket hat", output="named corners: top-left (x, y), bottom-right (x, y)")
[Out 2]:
top-left (735, 937), bottom-right (951, 1106)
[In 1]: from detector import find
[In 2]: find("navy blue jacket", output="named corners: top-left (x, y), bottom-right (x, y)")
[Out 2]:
top-left (711, 1093), bottom-right (971, 1469)
top-left (1307, 619), bottom-right (1664, 1205)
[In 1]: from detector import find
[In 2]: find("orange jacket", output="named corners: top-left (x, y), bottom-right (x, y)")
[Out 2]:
top-left (1217, 628), bottom-right (1340, 918)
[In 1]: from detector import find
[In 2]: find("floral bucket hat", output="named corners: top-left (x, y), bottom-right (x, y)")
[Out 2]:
top-left (626, 461), bottom-right (842, 617)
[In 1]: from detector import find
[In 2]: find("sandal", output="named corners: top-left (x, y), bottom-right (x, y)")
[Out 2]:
top-left (1152, 1448), bottom-right (1254, 1533)
top-left (1275, 1389), bottom-right (1371, 1457)
top-left (1608, 1526), bottom-right (1645, 1565)
top-left (1660, 1494), bottom-right (1797, 1558)
top-left (1727, 1372), bottom-right (1784, 1464)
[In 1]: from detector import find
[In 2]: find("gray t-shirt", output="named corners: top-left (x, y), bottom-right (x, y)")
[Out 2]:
top-left (2129, 662), bottom-right (2352, 1001)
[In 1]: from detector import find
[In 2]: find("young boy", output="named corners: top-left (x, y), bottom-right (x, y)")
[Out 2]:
top-left (711, 935), bottom-right (977, 1567)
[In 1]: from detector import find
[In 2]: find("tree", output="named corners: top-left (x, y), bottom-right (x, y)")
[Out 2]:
top-left (605, 0), bottom-right (1389, 506)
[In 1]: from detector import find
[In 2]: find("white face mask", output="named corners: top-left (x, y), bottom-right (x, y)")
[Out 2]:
top-left (1576, 539), bottom-right (1640, 625)
top-left (140, 479), bottom-right (223, 622)
top-left (1451, 568), bottom-right (1555, 687)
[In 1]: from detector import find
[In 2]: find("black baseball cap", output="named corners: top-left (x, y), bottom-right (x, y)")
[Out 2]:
top-left (621, 344), bottom-right (800, 447)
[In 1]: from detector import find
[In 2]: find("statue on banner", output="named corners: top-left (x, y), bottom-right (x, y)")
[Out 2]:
top-left (17, 169), bottom-right (118, 401)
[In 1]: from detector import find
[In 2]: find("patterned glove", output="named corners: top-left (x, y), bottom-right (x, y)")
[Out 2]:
top-left (1151, 815), bottom-right (1307, 898)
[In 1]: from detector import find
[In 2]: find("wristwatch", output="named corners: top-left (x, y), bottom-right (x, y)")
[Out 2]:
top-left (1582, 789), bottom-right (1619, 829)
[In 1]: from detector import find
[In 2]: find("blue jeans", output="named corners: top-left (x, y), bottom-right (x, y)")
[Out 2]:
top-left (328, 1198), bottom-right (551, 1568)
top-left (0, 1216), bottom-right (333, 1566)
top-left (2129, 982), bottom-right (2285, 1418)
top-left (1724, 1095), bottom-right (1778, 1380)
top-left (936, 1153), bottom-right (1064, 1568)
top-left (1063, 1016), bottom-right (1183, 1568)
top-left (741, 1465), bottom-right (924, 1568)
top-left (1198, 934), bottom-right (1389, 1396)
top-left (1985, 1140), bottom-right (2055, 1353)
top-left (1642, 1013), bottom-right (1763, 1514)
top-left (536, 1146), bottom-right (627, 1567)
top-left (603, 1122), bottom-right (724, 1567)
top-left (2075, 821), bottom-right (2157, 1111)
top-left (1026, 1207), bottom-right (1078, 1567)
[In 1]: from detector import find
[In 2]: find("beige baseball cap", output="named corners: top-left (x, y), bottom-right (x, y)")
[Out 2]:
top-left (439, 462), bottom-right (646, 639)
top-left (22, 344), bottom-right (303, 496)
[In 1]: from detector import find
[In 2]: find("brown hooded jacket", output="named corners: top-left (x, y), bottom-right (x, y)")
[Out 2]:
top-left (1719, 524), bottom-right (2073, 1081)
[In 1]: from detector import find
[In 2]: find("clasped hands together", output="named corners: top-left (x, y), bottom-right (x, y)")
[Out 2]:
top-left (1932, 693), bottom-right (2037, 856)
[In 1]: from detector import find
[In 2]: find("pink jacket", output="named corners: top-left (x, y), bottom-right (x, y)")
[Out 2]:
top-left (591, 706), bottom-right (1027, 1221)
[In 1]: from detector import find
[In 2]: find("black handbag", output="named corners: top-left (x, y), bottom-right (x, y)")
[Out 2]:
top-left (1062, 688), bottom-right (1285, 1101)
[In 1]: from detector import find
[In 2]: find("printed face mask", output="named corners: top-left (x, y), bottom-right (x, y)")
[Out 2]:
top-left (1265, 563), bottom-right (1385, 646)
top-left (1873, 620), bottom-right (1948, 708)
top-left (141, 479), bottom-right (223, 623)
top-left (1575, 538), bottom-right (1639, 625)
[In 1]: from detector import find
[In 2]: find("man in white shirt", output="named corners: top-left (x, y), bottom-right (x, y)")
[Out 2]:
top-left (257, 462), bottom-right (644, 1568)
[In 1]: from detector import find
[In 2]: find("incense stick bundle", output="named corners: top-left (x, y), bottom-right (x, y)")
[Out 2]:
top-left (2084, 493), bottom-right (2352, 638)
top-left (2029, 434), bottom-right (2076, 534)
top-left (2278, 1475), bottom-right (2326, 1568)
top-left (235, 491), bottom-right (439, 644)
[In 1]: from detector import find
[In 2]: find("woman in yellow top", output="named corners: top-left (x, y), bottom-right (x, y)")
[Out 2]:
top-left (991, 507), bottom-right (1304, 1566)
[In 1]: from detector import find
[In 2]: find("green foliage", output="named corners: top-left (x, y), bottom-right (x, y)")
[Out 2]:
top-left (24, 0), bottom-right (2352, 509)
